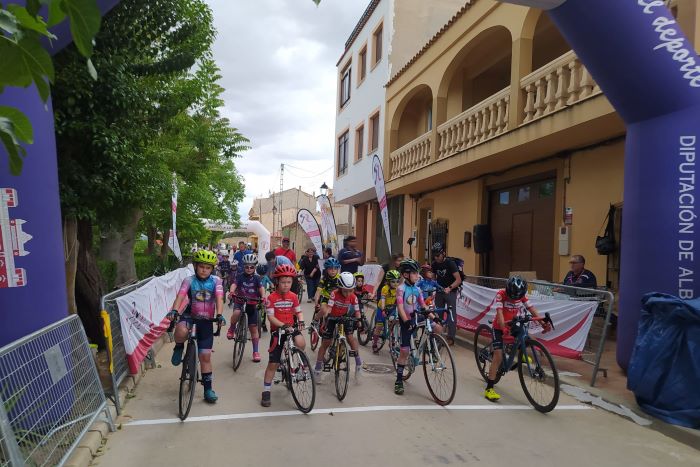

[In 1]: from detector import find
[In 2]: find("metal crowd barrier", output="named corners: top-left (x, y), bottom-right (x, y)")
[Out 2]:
top-left (462, 275), bottom-right (615, 386)
top-left (0, 315), bottom-right (115, 467)
top-left (100, 276), bottom-right (154, 415)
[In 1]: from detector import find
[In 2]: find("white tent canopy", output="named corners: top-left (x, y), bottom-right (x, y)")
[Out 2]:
top-left (201, 219), bottom-right (271, 262)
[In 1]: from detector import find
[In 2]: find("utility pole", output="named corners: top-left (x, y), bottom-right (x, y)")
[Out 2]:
top-left (279, 164), bottom-right (284, 236)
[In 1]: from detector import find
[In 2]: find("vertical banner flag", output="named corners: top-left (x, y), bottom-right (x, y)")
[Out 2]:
top-left (372, 155), bottom-right (392, 253)
top-left (297, 209), bottom-right (324, 254)
top-left (317, 195), bottom-right (339, 254)
top-left (168, 174), bottom-right (182, 262)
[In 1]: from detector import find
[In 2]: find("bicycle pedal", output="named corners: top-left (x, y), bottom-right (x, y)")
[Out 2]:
top-left (323, 365), bottom-right (332, 372)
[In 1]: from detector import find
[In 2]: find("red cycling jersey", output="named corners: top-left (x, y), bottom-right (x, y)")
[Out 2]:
top-left (493, 289), bottom-right (534, 331)
top-left (327, 289), bottom-right (359, 317)
top-left (265, 291), bottom-right (301, 329)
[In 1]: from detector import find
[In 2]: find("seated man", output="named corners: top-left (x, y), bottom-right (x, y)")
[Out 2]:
top-left (562, 255), bottom-right (597, 289)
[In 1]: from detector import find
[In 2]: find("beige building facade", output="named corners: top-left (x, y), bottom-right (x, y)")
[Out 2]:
top-left (383, 0), bottom-right (699, 287)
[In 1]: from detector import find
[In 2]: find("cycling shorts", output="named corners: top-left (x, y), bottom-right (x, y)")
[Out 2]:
top-left (179, 315), bottom-right (214, 352)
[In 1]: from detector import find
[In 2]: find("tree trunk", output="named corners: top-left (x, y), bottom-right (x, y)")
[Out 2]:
top-left (101, 209), bottom-right (143, 285)
top-left (63, 215), bottom-right (79, 315)
top-left (75, 219), bottom-right (107, 350)
top-left (145, 225), bottom-right (157, 255)
top-left (160, 230), bottom-right (170, 259)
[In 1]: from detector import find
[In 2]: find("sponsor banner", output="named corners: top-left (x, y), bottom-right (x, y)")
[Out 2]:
top-left (116, 265), bottom-right (193, 374)
top-left (372, 155), bottom-right (392, 254)
top-left (317, 195), bottom-right (339, 254)
top-left (359, 264), bottom-right (384, 294)
top-left (297, 209), bottom-right (324, 254)
top-left (457, 282), bottom-right (597, 359)
top-left (168, 174), bottom-right (182, 262)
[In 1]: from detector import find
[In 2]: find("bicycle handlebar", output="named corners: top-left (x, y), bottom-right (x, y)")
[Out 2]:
top-left (166, 315), bottom-right (223, 335)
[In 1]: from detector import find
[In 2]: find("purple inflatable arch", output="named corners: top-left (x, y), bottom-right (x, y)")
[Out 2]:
top-left (0, 1), bottom-right (120, 346)
top-left (502, 0), bottom-right (700, 368)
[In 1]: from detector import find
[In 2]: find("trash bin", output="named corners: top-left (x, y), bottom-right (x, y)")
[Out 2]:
top-left (627, 293), bottom-right (700, 428)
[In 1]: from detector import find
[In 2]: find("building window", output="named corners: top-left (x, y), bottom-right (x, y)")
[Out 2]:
top-left (373, 23), bottom-right (383, 67)
top-left (369, 111), bottom-right (380, 152)
top-left (338, 131), bottom-right (349, 176)
top-left (355, 125), bottom-right (364, 162)
top-left (358, 46), bottom-right (367, 83)
top-left (340, 63), bottom-right (351, 108)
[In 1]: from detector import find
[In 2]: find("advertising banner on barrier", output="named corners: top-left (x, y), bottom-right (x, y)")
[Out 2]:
top-left (317, 195), bottom-right (339, 254)
top-left (297, 209), bottom-right (324, 254)
top-left (372, 155), bottom-right (392, 254)
top-left (359, 264), bottom-right (384, 294)
top-left (456, 282), bottom-right (597, 359)
top-left (116, 266), bottom-right (193, 374)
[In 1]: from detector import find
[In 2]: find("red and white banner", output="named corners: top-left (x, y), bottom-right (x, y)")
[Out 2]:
top-left (359, 264), bottom-right (383, 294)
top-left (372, 155), bottom-right (392, 254)
top-left (167, 173), bottom-right (182, 262)
top-left (317, 195), bottom-right (339, 255)
top-left (116, 265), bottom-right (193, 374)
top-left (456, 282), bottom-right (598, 359)
top-left (297, 208), bottom-right (323, 255)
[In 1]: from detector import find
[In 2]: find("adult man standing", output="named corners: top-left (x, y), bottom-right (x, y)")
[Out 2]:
top-left (299, 248), bottom-right (321, 303)
top-left (338, 235), bottom-right (364, 274)
top-left (273, 237), bottom-right (297, 264)
top-left (563, 255), bottom-right (598, 288)
top-left (233, 241), bottom-right (249, 264)
top-left (431, 242), bottom-right (461, 346)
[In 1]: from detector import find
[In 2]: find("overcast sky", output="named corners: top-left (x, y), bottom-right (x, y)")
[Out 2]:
top-left (206, 0), bottom-right (369, 221)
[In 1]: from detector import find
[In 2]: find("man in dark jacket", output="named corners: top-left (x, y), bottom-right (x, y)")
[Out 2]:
top-left (562, 255), bottom-right (597, 288)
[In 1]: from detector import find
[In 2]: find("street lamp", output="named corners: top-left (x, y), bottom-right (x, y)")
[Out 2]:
top-left (320, 182), bottom-right (329, 197)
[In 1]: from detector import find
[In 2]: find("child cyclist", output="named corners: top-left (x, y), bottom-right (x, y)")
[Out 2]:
top-left (227, 253), bottom-right (265, 362)
top-left (261, 263), bottom-right (306, 408)
top-left (372, 269), bottom-right (400, 353)
top-left (394, 259), bottom-right (443, 395)
top-left (418, 264), bottom-right (438, 306)
top-left (166, 249), bottom-right (226, 403)
top-left (315, 272), bottom-right (363, 378)
top-left (484, 275), bottom-right (550, 402)
top-left (313, 257), bottom-right (341, 321)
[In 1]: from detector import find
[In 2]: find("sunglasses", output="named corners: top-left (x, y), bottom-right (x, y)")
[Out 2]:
top-left (244, 265), bottom-right (256, 269)
top-left (389, 280), bottom-right (399, 284)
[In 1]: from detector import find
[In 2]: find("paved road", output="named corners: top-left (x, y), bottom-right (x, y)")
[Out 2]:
top-left (95, 303), bottom-right (699, 467)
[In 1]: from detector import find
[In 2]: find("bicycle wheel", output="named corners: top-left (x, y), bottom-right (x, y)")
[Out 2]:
top-left (518, 339), bottom-right (560, 413)
top-left (389, 321), bottom-right (401, 369)
top-left (423, 334), bottom-right (456, 406)
top-left (258, 305), bottom-right (267, 333)
top-left (334, 339), bottom-right (350, 401)
top-left (473, 324), bottom-right (501, 385)
top-left (357, 315), bottom-right (371, 346)
top-left (232, 313), bottom-right (248, 371)
top-left (289, 348), bottom-right (315, 413)
top-left (178, 342), bottom-right (197, 420)
top-left (310, 326), bottom-right (320, 351)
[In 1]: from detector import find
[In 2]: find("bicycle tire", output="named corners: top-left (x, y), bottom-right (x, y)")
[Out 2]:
top-left (389, 321), bottom-right (401, 369)
top-left (310, 326), bottom-right (320, 351)
top-left (178, 342), bottom-right (197, 420)
top-left (423, 334), bottom-right (456, 406)
top-left (518, 339), bottom-right (559, 413)
top-left (258, 304), bottom-right (267, 334)
top-left (232, 313), bottom-right (247, 371)
top-left (334, 339), bottom-right (350, 401)
top-left (357, 315), bottom-right (371, 346)
top-left (289, 348), bottom-right (315, 413)
top-left (473, 324), bottom-right (502, 385)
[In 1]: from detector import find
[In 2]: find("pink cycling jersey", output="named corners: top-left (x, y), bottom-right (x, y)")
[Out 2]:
top-left (177, 275), bottom-right (224, 319)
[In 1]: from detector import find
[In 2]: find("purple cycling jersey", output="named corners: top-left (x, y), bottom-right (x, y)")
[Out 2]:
top-left (235, 273), bottom-right (263, 304)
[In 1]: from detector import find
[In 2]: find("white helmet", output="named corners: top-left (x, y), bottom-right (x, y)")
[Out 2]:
top-left (338, 271), bottom-right (356, 290)
top-left (242, 253), bottom-right (258, 265)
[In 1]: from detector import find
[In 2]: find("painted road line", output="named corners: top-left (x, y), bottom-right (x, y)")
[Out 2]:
top-left (126, 404), bottom-right (592, 427)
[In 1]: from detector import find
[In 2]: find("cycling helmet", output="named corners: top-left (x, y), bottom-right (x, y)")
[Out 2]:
top-left (431, 242), bottom-right (445, 255)
top-left (506, 275), bottom-right (528, 300)
top-left (353, 271), bottom-right (365, 279)
top-left (272, 263), bottom-right (297, 278)
top-left (193, 249), bottom-right (217, 266)
top-left (338, 272), bottom-right (356, 289)
top-left (242, 253), bottom-right (258, 265)
top-left (420, 263), bottom-right (432, 272)
top-left (256, 264), bottom-right (267, 276)
top-left (385, 270), bottom-right (401, 281)
top-left (324, 257), bottom-right (341, 269)
top-left (399, 259), bottom-right (421, 274)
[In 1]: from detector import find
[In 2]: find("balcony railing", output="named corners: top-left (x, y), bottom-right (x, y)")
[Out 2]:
top-left (437, 87), bottom-right (510, 160)
top-left (521, 50), bottom-right (601, 124)
top-left (389, 131), bottom-right (431, 180)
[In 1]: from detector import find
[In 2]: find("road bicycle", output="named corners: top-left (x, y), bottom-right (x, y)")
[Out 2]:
top-left (389, 307), bottom-right (457, 405)
top-left (322, 316), bottom-right (359, 401)
top-left (368, 305), bottom-right (397, 353)
top-left (271, 326), bottom-right (316, 413)
top-left (229, 295), bottom-right (264, 371)
top-left (356, 295), bottom-right (373, 346)
top-left (473, 312), bottom-right (559, 413)
top-left (167, 315), bottom-right (222, 420)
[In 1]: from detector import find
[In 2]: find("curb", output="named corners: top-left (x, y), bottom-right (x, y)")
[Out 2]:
top-left (453, 330), bottom-right (699, 451)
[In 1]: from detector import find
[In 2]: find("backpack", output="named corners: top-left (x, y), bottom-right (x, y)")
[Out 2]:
top-left (447, 257), bottom-right (466, 282)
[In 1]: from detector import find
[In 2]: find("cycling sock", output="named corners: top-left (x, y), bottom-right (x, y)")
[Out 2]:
top-left (252, 338), bottom-right (259, 353)
top-left (396, 364), bottom-right (405, 383)
top-left (315, 360), bottom-right (323, 371)
top-left (263, 382), bottom-right (272, 392)
top-left (486, 379), bottom-right (495, 390)
top-left (355, 356), bottom-right (362, 366)
top-left (202, 372), bottom-right (213, 391)
top-left (174, 343), bottom-right (184, 350)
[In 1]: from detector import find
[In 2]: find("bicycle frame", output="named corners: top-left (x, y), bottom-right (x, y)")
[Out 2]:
top-left (493, 313), bottom-right (554, 376)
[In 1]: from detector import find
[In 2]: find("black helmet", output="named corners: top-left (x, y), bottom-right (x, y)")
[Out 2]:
top-left (431, 242), bottom-right (445, 255)
top-left (506, 275), bottom-right (528, 300)
top-left (399, 258), bottom-right (421, 274)
top-left (256, 264), bottom-right (268, 276)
